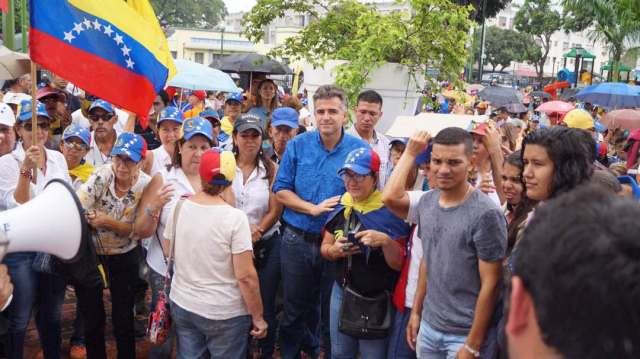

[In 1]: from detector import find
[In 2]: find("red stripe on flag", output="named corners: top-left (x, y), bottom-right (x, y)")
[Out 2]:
top-left (0, 0), bottom-right (8, 13)
top-left (30, 28), bottom-right (154, 125)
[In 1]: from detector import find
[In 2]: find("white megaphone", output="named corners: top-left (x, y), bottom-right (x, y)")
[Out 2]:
top-left (0, 179), bottom-right (90, 262)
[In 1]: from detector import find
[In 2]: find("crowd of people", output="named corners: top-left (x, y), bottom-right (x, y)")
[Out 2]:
top-left (0, 71), bottom-right (638, 359)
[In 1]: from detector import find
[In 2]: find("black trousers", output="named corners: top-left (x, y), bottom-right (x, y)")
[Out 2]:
top-left (75, 249), bottom-right (139, 359)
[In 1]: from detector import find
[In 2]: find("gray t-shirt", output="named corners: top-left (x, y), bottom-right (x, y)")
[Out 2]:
top-left (408, 189), bottom-right (507, 335)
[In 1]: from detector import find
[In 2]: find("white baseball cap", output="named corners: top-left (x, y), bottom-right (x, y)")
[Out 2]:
top-left (3, 92), bottom-right (31, 105)
top-left (0, 103), bottom-right (15, 127)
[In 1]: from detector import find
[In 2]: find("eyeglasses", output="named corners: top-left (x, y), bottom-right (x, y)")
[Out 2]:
top-left (24, 122), bottom-right (50, 131)
top-left (89, 113), bottom-right (114, 122)
top-left (341, 171), bottom-right (371, 183)
top-left (63, 141), bottom-right (89, 151)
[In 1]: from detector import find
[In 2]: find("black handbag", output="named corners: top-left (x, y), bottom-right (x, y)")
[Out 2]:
top-left (338, 212), bottom-right (392, 340)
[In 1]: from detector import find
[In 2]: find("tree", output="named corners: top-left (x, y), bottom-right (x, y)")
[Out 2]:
top-left (150, 0), bottom-right (227, 28)
top-left (454, 0), bottom-right (512, 23)
top-left (563, 0), bottom-right (640, 81)
top-left (514, 0), bottom-right (563, 83)
top-left (243, 0), bottom-right (474, 104)
top-left (484, 26), bottom-right (525, 73)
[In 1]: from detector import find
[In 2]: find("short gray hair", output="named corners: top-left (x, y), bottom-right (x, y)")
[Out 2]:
top-left (313, 85), bottom-right (347, 111)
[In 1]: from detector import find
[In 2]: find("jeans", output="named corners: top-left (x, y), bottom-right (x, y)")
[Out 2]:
top-left (329, 283), bottom-right (389, 359)
top-left (4, 252), bottom-right (66, 359)
top-left (75, 249), bottom-right (140, 359)
top-left (70, 304), bottom-right (85, 346)
top-left (417, 320), bottom-right (498, 359)
top-left (279, 226), bottom-right (333, 359)
top-left (257, 234), bottom-right (281, 359)
top-left (387, 307), bottom-right (417, 359)
top-left (172, 301), bottom-right (251, 359)
top-left (148, 268), bottom-right (174, 359)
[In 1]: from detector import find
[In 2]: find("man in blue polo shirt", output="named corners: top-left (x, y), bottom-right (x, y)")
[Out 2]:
top-left (273, 85), bottom-right (368, 359)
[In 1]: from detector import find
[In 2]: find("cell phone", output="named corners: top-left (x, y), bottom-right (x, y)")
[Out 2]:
top-left (347, 232), bottom-right (365, 252)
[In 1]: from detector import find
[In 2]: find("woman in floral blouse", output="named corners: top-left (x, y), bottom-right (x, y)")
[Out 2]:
top-left (75, 132), bottom-right (171, 359)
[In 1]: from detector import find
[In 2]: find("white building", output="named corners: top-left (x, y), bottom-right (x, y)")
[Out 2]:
top-left (485, 0), bottom-right (611, 78)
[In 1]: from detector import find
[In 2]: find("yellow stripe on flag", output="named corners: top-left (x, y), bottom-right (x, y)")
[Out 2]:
top-left (68, 0), bottom-right (176, 79)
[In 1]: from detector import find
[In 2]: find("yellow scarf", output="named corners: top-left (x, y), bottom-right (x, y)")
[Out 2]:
top-left (220, 116), bottom-right (234, 135)
top-left (69, 162), bottom-right (95, 183)
top-left (341, 190), bottom-right (384, 219)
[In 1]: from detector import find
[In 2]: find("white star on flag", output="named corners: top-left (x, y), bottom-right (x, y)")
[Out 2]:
top-left (72, 22), bottom-right (84, 34)
top-left (83, 18), bottom-right (92, 29)
top-left (114, 33), bottom-right (124, 45)
top-left (121, 45), bottom-right (131, 57)
top-left (93, 19), bottom-right (102, 31)
top-left (125, 58), bottom-right (135, 69)
top-left (103, 25), bottom-right (114, 37)
top-left (63, 31), bottom-right (75, 43)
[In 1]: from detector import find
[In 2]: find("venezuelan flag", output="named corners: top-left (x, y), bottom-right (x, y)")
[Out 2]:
top-left (29, 0), bottom-right (176, 118)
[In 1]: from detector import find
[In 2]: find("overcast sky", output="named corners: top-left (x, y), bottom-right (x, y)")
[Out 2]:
top-left (224, 0), bottom-right (256, 14)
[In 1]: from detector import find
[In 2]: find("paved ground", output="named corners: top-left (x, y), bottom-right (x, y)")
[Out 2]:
top-left (23, 288), bottom-right (151, 358)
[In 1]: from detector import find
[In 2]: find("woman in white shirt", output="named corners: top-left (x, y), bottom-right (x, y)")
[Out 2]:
top-left (166, 149), bottom-right (267, 359)
top-left (145, 117), bottom-right (214, 359)
top-left (231, 114), bottom-right (282, 358)
top-left (0, 101), bottom-right (71, 359)
top-left (143, 106), bottom-right (183, 177)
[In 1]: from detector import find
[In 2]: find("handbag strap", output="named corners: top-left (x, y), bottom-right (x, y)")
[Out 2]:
top-left (341, 211), bottom-right (361, 287)
top-left (165, 199), bottom-right (186, 278)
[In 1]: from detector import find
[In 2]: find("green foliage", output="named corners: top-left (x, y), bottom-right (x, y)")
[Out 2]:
top-left (150, 0), bottom-right (227, 28)
top-left (242, 0), bottom-right (474, 105)
top-left (453, 0), bottom-right (512, 23)
top-left (484, 26), bottom-right (528, 72)
top-left (514, 0), bottom-right (563, 82)
top-left (562, 0), bottom-right (640, 81)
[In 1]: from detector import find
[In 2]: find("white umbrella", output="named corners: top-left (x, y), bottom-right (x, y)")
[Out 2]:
top-left (385, 113), bottom-right (487, 138)
top-left (0, 46), bottom-right (29, 80)
top-left (167, 59), bottom-right (240, 92)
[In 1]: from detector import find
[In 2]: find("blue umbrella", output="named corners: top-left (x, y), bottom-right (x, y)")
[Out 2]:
top-left (167, 59), bottom-right (240, 92)
top-left (575, 82), bottom-right (640, 109)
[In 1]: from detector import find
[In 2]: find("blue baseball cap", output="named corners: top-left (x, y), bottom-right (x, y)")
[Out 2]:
top-left (17, 100), bottom-right (50, 122)
top-left (158, 106), bottom-right (184, 125)
top-left (63, 125), bottom-right (91, 146)
top-left (415, 144), bottom-right (432, 165)
top-left (89, 99), bottom-right (115, 114)
top-left (110, 132), bottom-right (147, 163)
top-left (595, 121), bottom-right (607, 133)
top-left (182, 117), bottom-right (213, 141)
top-left (338, 147), bottom-right (381, 176)
top-left (618, 175), bottom-right (640, 200)
top-left (271, 107), bottom-right (298, 129)
top-left (301, 98), bottom-right (309, 106)
top-left (200, 109), bottom-right (220, 121)
top-left (225, 93), bottom-right (244, 104)
top-left (389, 137), bottom-right (408, 147)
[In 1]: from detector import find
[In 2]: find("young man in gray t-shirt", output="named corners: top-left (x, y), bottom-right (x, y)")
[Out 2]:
top-left (383, 127), bottom-right (507, 359)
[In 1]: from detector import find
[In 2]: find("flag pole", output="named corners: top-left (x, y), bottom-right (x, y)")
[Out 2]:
top-left (30, 61), bottom-right (37, 181)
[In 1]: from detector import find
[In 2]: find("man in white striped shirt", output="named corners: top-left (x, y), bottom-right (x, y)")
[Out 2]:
top-left (346, 90), bottom-right (391, 190)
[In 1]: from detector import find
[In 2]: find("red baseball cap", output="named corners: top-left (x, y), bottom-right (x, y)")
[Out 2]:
top-left (199, 149), bottom-right (236, 185)
top-left (191, 90), bottom-right (206, 101)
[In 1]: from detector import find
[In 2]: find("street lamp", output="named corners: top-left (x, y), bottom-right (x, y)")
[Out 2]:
top-left (219, 25), bottom-right (226, 58)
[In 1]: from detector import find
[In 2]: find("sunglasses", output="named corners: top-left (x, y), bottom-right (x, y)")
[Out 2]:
top-left (24, 122), bottom-right (50, 131)
top-left (40, 96), bottom-right (61, 104)
top-left (63, 141), bottom-right (89, 151)
top-left (89, 113), bottom-right (114, 122)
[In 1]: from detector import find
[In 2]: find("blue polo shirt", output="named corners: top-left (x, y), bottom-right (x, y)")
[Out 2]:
top-left (273, 130), bottom-right (368, 234)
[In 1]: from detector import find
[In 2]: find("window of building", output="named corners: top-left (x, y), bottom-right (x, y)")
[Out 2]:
top-left (562, 42), bottom-right (569, 50)
top-left (498, 16), bottom-right (507, 27)
top-left (170, 51), bottom-right (177, 59)
top-left (194, 52), bottom-right (204, 64)
top-left (554, 41), bottom-right (558, 48)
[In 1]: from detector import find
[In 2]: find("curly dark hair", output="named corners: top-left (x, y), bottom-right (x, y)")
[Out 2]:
top-left (520, 127), bottom-right (595, 199)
